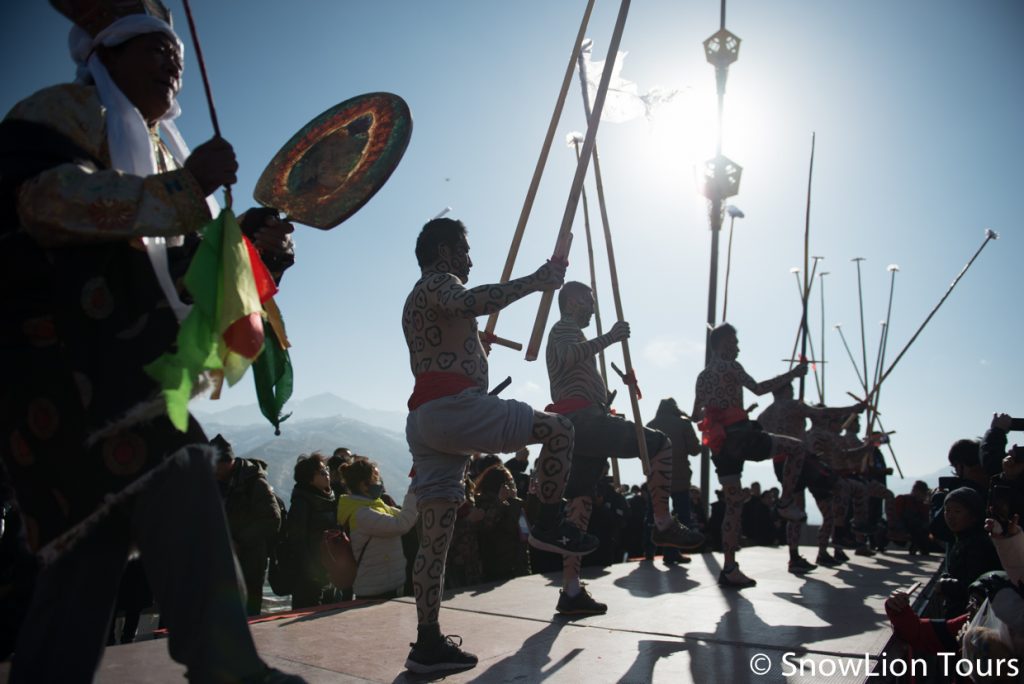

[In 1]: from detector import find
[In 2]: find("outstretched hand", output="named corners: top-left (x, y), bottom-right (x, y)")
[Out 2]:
top-left (792, 361), bottom-right (809, 378)
top-left (609, 320), bottom-right (631, 342)
top-left (534, 259), bottom-right (567, 291)
top-left (185, 137), bottom-right (238, 196)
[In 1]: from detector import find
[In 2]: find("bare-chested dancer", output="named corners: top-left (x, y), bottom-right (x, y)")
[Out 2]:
top-left (546, 282), bottom-right (704, 614)
top-left (807, 413), bottom-right (886, 563)
top-left (402, 218), bottom-right (597, 673)
top-left (692, 323), bottom-right (809, 588)
top-left (758, 383), bottom-right (864, 574)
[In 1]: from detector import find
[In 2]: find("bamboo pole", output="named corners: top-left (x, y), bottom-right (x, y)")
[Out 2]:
top-left (484, 0), bottom-right (597, 340)
top-left (573, 41), bottom-right (650, 476)
top-left (570, 134), bottom-right (620, 484)
top-left (525, 0), bottom-right (633, 362)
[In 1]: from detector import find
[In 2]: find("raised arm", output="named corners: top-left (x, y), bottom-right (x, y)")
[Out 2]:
top-left (740, 362), bottom-right (807, 397)
top-left (433, 260), bottom-right (565, 319)
top-left (553, 321), bottom-right (629, 368)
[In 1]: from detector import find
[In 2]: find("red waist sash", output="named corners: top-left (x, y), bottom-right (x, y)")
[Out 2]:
top-left (544, 397), bottom-right (594, 415)
top-left (408, 372), bottom-right (479, 411)
top-left (698, 406), bottom-right (748, 454)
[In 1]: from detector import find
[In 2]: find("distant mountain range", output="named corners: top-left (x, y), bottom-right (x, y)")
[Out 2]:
top-left (192, 393), bottom-right (411, 503)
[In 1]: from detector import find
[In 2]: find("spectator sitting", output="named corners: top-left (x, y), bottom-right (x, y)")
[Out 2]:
top-left (328, 448), bottom-right (354, 497)
top-left (937, 487), bottom-right (1002, 618)
top-left (474, 465), bottom-right (530, 582)
top-left (213, 434), bottom-right (281, 616)
top-left (336, 457), bottom-right (418, 600)
top-left (885, 571), bottom-right (1012, 660)
top-left (287, 453), bottom-right (340, 610)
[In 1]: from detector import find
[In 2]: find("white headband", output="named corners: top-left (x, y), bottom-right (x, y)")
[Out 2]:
top-left (66, 14), bottom-right (213, 323)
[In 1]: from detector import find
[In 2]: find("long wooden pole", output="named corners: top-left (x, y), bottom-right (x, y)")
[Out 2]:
top-left (571, 137), bottom-right (621, 485)
top-left (575, 43), bottom-right (650, 476)
top-left (868, 230), bottom-right (998, 404)
top-left (484, 0), bottom-right (597, 340)
top-left (798, 133), bottom-right (815, 401)
top-left (851, 256), bottom-right (870, 391)
top-left (525, 0), bottom-right (632, 362)
top-left (867, 266), bottom-right (898, 431)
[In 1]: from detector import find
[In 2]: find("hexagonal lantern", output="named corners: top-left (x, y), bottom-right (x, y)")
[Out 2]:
top-left (701, 154), bottom-right (743, 201)
top-left (703, 28), bottom-right (741, 70)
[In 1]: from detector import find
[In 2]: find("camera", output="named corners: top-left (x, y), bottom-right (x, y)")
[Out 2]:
top-left (1012, 418), bottom-right (1024, 431)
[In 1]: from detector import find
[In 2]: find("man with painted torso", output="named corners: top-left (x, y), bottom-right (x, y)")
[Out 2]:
top-left (692, 323), bottom-right (809, 588)
top-left (545, 282), bottom-right (704, 614)
top-left (401, 218), bottom-right (598, 673)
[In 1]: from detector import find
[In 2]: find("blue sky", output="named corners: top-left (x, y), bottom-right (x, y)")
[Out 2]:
top-left (3, 1), bottom-right (1021, 489)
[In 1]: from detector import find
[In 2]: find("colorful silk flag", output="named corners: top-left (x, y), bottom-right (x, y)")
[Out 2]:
top-left (145, 208), bottom-right (287, 432)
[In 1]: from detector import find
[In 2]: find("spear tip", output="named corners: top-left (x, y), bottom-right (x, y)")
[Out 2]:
top-left (985, 228), bottom-right (1000, 240)
top-left (887, 264), bottom-right (900, 272)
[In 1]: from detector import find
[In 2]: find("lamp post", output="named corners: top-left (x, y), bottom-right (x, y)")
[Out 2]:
top-left (699, 0), bottom-right (742, 518)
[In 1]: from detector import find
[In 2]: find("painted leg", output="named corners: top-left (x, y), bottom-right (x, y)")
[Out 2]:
top-left (412, 500), bottom-right (458, 629)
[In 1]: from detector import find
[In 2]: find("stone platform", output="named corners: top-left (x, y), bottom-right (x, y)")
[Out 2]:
top-left (31, 545), bottom-right (942, 683)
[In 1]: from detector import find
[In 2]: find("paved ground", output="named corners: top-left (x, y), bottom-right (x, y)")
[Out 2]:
top-left (12, 545), bottom-right (940, 683)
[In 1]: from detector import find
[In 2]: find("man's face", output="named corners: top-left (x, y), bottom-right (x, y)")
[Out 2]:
top-left (441, 236), bottom-right (472, 283)
top-left (569, 292), bottom-right (595, 328)
top-left (719, 332), bottom-right (739, 360)
top-left (100, 32), bottom-right (183, 125)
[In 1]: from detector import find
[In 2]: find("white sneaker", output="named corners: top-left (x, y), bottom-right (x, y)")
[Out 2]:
top-left (776, 500), bottom-right (807, 522)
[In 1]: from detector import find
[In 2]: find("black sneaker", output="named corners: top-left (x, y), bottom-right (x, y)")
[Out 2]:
top-left (854, 544), bottom-right (876, 557)
top-left (405, 634), bottom-right (478, 674)
top-left (788, 555), bottom-right (816, 574)
top-left (832, 548), bottom-right (850, 563)
top-left (529, 520), bottom-right (599, 556)
top-left (815, 551), bottom-right (840, 567)
top-left (651, 519), bottom-right (705, 550)
top-left (718, 564), bottom-right (757, 588)
top-left (833, 529), bottom-right (858, 549)
top-left (556, 586), bottom-right (608, 615)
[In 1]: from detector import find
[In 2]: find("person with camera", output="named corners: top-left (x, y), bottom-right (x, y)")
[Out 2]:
top-left (982, 413), bottom-right (1024, 478)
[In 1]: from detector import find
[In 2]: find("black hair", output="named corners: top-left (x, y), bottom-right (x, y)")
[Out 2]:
top-left (415, 218), bottom-right (466, 267)
top-left (948, 439), bottom-right (981, 468)
top-left (708, 323), bottom-right (737, 351)
top-left (339, 456), bottom-right (376, 492)
top-left (557, 281), bottom-right (591, 313)
top-left (294, 452), bottom-right (328, 485)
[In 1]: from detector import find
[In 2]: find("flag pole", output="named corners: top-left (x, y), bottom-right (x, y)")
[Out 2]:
top-left (180, 0), bottom-right (230, 208)
top-left (484, 0), bottom-right (597, 342)
top-left (525, 0), bottom-right (633, 362)
top-left (575, 42), bottom-right (650, 476)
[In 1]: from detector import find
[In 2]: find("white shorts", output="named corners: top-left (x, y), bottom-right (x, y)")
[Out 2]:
top-left (406, 388), bottom-right (534, 502)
